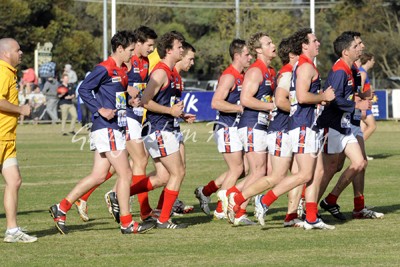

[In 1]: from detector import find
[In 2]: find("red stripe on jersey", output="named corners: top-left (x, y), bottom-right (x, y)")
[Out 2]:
top-left (108, 128), bottom-right (117, 151)
top-left (274, 131), bottom-right (282, 157)
top-left (125, 126), bottom-right (131, 141)
top-left (247, 127), bottom-right (254, 152)
top-left (298, 126), bottom-right (306, 154)
top-left (224, 127), bottom-right (231, 153)
top-left (155, 130), bottom-right (167, 157)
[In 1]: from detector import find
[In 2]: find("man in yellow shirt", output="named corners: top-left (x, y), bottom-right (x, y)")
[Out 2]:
top-left (0, 38), bottom-right (37, 243)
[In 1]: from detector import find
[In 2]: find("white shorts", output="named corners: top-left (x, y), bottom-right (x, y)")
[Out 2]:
top-left (214, 127), bottom-right (243, 153)
top-left (321, 128), bottom-right (358, 154)
top-left (267, 131), bottom-right (293, 158)
top-left (289, 126), bottom-right (321, 154)
top-left (143, 130), bottom-right (179, 158)
top-left (175, 131), bottom-right (184, 144)
top-left (351, 124), bottom-right (363, 138)
top-left (238, 127), bottom-right (268, 153)
top-left (126, 117), bottom-right (143, 141)
top-left (90, 128), bottom-right (126, 153)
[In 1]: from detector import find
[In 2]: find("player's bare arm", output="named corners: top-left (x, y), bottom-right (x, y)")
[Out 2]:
top-left (143, 69), bottom-right (183, 117)
top-left (211, 74), bottom-right (242, 113)
top-left (0, 99), bottom-right (31, 116)
top-left (296, 63), bottom-right (335, 104)
top-left (240, 68), bottom-right (274, 111)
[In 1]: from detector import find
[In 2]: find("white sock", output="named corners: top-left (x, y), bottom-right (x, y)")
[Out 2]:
top-left (6, 227), bottom-right (19, 235)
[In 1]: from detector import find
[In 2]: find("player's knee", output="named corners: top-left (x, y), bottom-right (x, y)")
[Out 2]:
top-left (352, 159), bottom-right (366, 173)
top-left (336, 161), bottom-right (345, 173)
top-left (231, 165), bottom-right (244, 177)
top-left (178, 167), bottom-right (186, 179)
top-left (297, 172), bottom-right (313, 184)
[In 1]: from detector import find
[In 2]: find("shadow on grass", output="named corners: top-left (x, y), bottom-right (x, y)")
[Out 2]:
top-left (368, 153), bottom-right (399, 159)
top-left (171, 205), bottom-right (214, 226)
top-left (32, 221), bottom-right (113, 237)
top-left (0, 209), bottom-right (47, 219)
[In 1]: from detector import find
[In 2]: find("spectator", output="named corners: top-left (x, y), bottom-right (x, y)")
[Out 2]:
top-left (38, 61), bottom-right (56, 90)
top-left (19, 67), bottom-right (37, 95)
top-left (42, 76), bottom-right (59, 124)
top-left (17, 85), bottom-right (28, 125)
top-left (59, 74), bottom-right (77, 135)
top-left (76, 72), bottom-right (92, 129)
top-left (63, 64), bottom-right (78, 86)
top-left (28, 85), bottom-right (46, 124)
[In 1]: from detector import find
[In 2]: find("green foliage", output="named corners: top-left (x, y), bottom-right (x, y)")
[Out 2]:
top-left (1, 0), bottom-right (399, 84)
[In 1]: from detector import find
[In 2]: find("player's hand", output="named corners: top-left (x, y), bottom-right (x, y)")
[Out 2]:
top-left (127, 86), bottom-right (140, 98)
top-left (237, 105), bottom-right (244, 114)
top-left (361, 109), bottom-right (367, 120)
top-left (170, 101), bottom-right (184, 117)
top-left (182, 113), bottom-right (196, 123)
top-left (355, 99), bottom-right (370, 110)
top-left (128, 97), bottom-right (142, 107)
top-left (98, 108), bottom-right (116, 120)
top-left (20, 104), bottom-right (31, 116)
top-left (323, 86), bottom-right (335, 102)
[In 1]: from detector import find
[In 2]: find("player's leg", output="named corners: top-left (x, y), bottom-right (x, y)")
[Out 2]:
top-left (2, 154), bottom-right (37, 243)
top-left (361, 112), bottom-right (376, 141)
top-left (49, 151), bottom-right (112, 234)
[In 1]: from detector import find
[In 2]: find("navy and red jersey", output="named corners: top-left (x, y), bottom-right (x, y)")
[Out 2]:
top-left (238, 59), bottom-right (276, 131)
top-left (318, 59), bottom-right (355, 135)
top-left (358, 66), bottom-right (371, 92)
top-left (146, 62), bottom-right (177, 134)
top-left (268, 63), bottom-right (292, 133)
top-left (172, 67), bottom-right (183, 132)
top-left (288, 54), bottom-right (321, 130)
top-left (79, 56), bottom-right (128, 132)
top-left (126, 55), bottom-right (150, 122)
top-left (214, 64), bottom-right (244, 131)
top-left (350, 63), bottom-right (362, 126)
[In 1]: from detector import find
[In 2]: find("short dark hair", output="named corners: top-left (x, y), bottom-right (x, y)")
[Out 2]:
top-left (291, 28), bottom-right (313, 56)
top-left (360, 52), bottom-right (374, 65)
top-left (333, 33), bottom-right (355, 57)
top-left (182, 41), bottom-right (196, 57)
top-left (134, 26), bottom-right (158, 43)
top-left (278, 37), bottom-right (295, 65)
top-left (341, 31), bottom-right (361, 39)
top-left (157, 31), bottom-right (185, 59)
top-left (228, 39), bottom-right (246, 61)
top-left (110, 30), bottom-right (136, 52)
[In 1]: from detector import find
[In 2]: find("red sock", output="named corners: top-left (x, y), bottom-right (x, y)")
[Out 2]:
top-left (129, 176), bottom-right (153, 195)
top-left (325, 193), bottom-right (338, 205)
top-left (235, 208), bottom-right (246, 219)
top-left (284, 213), bottom-right (298, 222)
top-left (301, 184), bottom-right (306, 199)
top-left (305, 202), bottom-right (318, 223)
top-left (354, 195), bottom-right (365, 212)
top-left (215, 200), bottom-right (223, 213)
top-left (80, 171), bottom-right (114, 201)
top-left (202, 180), bottom-right (219, 197)
top-left (120, 214), bottom-right (133, 228)
top-left (132, 175), bottom-right (153, 217)
top-left (233, 192), bottom-right (246, 207)
top-left (60, 198), bottom-right (72, 213)
top-left (262, 190), bottom-right (278, 207)
top-left (226, 186), bottom-right (240, 196)
top-left (157, 189), bottom-right (165, 210)
top-left (158, 188), bottom-right (179, 223)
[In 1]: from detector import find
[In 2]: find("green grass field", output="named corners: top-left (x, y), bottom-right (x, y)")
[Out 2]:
top-left (1, 121), bottom-right (400, 266)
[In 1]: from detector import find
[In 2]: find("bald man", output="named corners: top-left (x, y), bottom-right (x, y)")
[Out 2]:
top-left (0, 38), bottom-right (37, 243)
